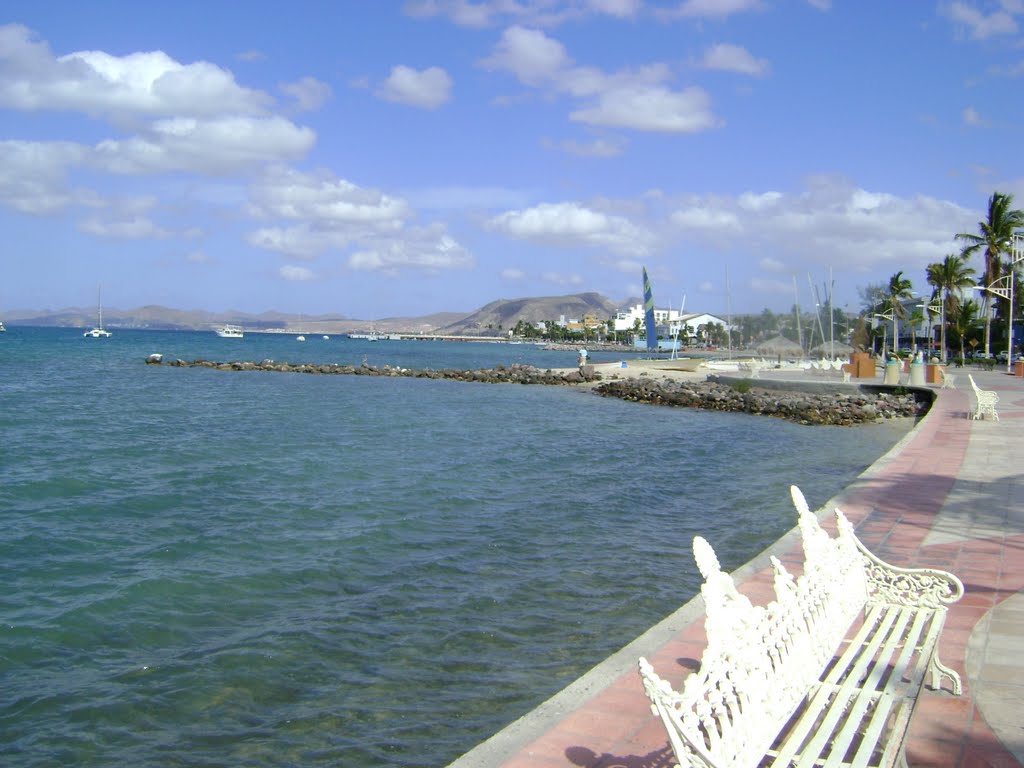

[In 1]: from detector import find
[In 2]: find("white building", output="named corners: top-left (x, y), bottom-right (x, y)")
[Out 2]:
top-left (613, 305), bottom-right (728, 338)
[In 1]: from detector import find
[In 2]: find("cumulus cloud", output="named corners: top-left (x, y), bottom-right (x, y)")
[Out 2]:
top-left (541, 271), bottom-right (584, 286)
top-left (404, 0), bottom-right (642, 27)
top-left (78, 215), bottom-right (170, 239)
top-left (668, 0), bottom-right (765, 20)
top-left (0, 24), bottom-right (271, 119)
top-left (248, 166), bottom-right (411, 228)
top-left (481, 26), bottom-right (719, 134)
top-left (944, 1), bottom-right (1019, 39)
top-left (667, 177), bottom-right (978, 275)
top-left (246, 167), bottom-right (472, 272)
top-left (701, 43), bottom-right (770, 76)
top-left (0, 139), bottom-right (90, 214)
top-left (571, 85), bottom-right (717, 132)
top-left (377, 65), bottom-right (452, 109)
top-left (489, 201), bottom-right (653, 256)
top-left (963, 106), bottom-right (987, 126)
top-left (93, 116), bottom-right (315, 175)
top-left (347, 228), bottom-right (474, 272)
top-left (280, 264), bottom-right (315, 281)
top-left (281, 77), bottom-right (332, 111)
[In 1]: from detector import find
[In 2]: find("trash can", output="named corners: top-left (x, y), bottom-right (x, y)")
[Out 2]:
top-left (1015, 360), bottom-right (1024, 378)
top-left (926, 364), bottom-right (941, 384)
top-left (910, 362), bottom-right (925, 386)
top-left (883, 360), bottom-right (901, 385)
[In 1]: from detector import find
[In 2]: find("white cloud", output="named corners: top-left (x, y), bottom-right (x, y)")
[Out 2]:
top-left (553, 136), bottom-right (627, 157)
top-left (759, 257), bottom-right (785, 272)
top-left (480, 26), bottom-right (572, 85)
top-left (945, 1), bottom-right (1018, 39)
top-left (501, 267), bottom-right (527, 279)
top-left (248, 166), bottom-right (411, 228)
top-left (482, 28), bottom-right (719, 134)
top-left (348, 229), bottom-right (474, 272)
top-left (489, 201), bottom-right (653, 256)
top-left (671, 0), bottom-right (765, 20)
top-left (377, 65), bottom-right (452, 109)
top-left (186, 250), bottom-right (209, 263)
top-left (571, 85), bottom-right (717, 133)
top-left (78, 215), bottom-right (170, 239)
top-left (0, 24), bottom-right (271, 119)
top-left (701, 43), bottom-right (770, 76)
top-left (280, 265), bottom-right (315, 281)
top-left (280, 77), bottom-right (332, 111)
top-left (541, 271), bottom-right (585, 286)
top-left (667, 178), bottom-right (978, 275)
top-left (963, 106), bottom-right (987, 126)
top-left (404, 0), bottom-right (642, 27)
top-left (93, 116), bottom-right (315, 175)
top-left (0, 139), bottom-right (89, 214)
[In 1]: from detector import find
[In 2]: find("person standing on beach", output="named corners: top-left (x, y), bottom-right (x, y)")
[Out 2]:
top-left (578, 348), bottom-right (588, 369)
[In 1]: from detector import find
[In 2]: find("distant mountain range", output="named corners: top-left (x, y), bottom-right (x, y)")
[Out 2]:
top-left (3, 293), bottom-right (632, 336)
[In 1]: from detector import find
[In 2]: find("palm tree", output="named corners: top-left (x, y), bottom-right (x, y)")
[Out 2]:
top-left (926, 254), bottom-right (976, 362)
top-left (948, 298), bottom-right (981, 362)
top-left (878, 271), bottom-right (913, 356)
top-left (955, 192), bottom-right (1024, 357)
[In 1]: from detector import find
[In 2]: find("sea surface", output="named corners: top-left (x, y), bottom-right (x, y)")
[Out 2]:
top-left (0, 327), bottom-right (913, 767)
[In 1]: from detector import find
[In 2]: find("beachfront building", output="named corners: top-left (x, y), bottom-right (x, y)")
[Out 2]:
top-left (614, 305), bottom-right (728, 342)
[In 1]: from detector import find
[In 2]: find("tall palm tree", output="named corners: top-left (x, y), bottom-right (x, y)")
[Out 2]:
top-left (955, 191), bottom-right (1024, 356)
top-left (926, 254), bottom-right (976, 362)
top-left (878, 271), bottom-right (913, 356)
top-left (948, 298), bottom-right (980, 362)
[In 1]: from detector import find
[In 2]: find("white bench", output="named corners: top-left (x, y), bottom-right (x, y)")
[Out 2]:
top-left (939, 367), bottom-right (956, 389)
top-left (638, 485), bottom-right (963, 768)
top-left (968, 374), bottom-right (999, 420)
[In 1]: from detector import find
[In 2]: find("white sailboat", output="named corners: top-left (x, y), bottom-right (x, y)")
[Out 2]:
top-left (216, 325), bottom-right (244, 338)
top-left (83, 286), bottom-right (112, 338)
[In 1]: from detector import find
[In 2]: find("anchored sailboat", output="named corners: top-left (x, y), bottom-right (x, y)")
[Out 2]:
top-left (83, 285), bottom-right (112, 338)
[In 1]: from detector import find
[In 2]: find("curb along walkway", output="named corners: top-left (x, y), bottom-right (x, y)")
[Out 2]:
top-left (449, 368), bottom-right (1024, 768)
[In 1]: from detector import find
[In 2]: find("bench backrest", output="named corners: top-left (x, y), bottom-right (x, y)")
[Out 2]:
top-left (639, 486), bottom-right (966, 768)
top-left (639, 494), bottom-right (868, 768)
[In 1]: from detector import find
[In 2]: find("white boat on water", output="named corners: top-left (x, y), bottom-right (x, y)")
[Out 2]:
top-left (296, 335), bottom-right (306, 342)
top-left (0, 321), bottom-right (6, 332)
top-left (216, 325), bottom-right (244, 338)
top-left (83, 286), bottom-right (112, 338)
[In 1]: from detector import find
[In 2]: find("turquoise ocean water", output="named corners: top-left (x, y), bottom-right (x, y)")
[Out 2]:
top-left (0, 327), bottom-right (911, 767)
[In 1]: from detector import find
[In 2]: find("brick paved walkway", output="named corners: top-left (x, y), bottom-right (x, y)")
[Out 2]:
top-left (449, 368), bottom-right (1024, 768)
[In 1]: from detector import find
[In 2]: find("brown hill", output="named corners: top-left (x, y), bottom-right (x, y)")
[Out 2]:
top-left (438, 292), bottom-right (622, 335)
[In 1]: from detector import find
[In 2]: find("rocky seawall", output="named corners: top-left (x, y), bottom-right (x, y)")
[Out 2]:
top-left (147, 357), bottom-right (928, 426)
top-left (593, 378), bottom-right (928, 425)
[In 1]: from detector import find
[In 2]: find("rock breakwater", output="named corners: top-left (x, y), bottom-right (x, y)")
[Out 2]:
top-left (147, 357), bottom-right (596, 384)
top-left (147, 357), bottom-right (928, 425)
top-left (594, 378), bottom-right (928, 425)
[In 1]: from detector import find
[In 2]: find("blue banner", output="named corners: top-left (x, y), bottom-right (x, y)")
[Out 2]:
top-left (643, 267), bottom-right (657, 351)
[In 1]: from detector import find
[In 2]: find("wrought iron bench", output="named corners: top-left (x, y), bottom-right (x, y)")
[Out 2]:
top-left (967, 374), bottom-right (999, 420)
top-left (638, 485), bottom-right (963, 768)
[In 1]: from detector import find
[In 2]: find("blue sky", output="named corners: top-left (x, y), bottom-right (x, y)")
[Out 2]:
top-left (2, 0), bottom-right (1022, 320)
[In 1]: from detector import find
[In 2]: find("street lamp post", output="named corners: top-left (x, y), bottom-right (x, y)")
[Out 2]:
top-left (917, 300), bottom-right (942, 359)
top-left (973, 234), bottom-right (1023, 373)
top-left (873, 309), bottom-right (894, 357)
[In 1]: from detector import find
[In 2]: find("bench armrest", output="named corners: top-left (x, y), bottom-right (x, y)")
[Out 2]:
top-left (836, 510), bottom-right (964, 608)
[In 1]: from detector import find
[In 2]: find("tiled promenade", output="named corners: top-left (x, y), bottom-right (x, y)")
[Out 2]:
top-left (450, 367), bottom-right (1024, 768)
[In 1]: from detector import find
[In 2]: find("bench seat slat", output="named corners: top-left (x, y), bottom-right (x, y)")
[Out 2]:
top-left (830, 607), bottom-right (932, 768)
top-left (764, 604), bottom-right (946, 768)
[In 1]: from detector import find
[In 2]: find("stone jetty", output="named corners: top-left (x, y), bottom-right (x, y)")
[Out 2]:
top-left (147, 357), bottom-right (927, 425)
top-left (593, 377), bottom-right (927, 425)
top-left (147, 357), bottom-right (596, 384)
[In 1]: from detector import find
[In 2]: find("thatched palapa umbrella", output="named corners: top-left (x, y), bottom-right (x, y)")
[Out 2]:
top-left (755, 335), bottom-right (804, 357)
